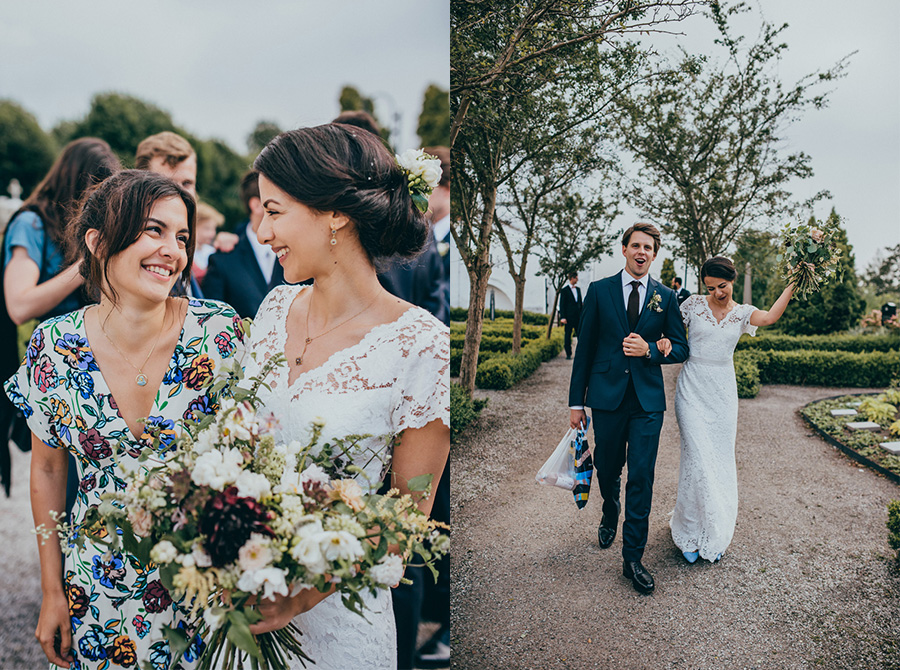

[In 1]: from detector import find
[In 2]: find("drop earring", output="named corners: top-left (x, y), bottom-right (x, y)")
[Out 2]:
top-left (330, 228), bottom-right (337, 246)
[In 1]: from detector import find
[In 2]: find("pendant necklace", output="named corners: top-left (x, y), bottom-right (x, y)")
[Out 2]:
top-left (296, 292), bottom-right (379, 366)
top-left (100, 306), bottom-right (167, 386)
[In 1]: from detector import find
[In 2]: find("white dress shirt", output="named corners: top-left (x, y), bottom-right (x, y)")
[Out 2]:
top-left (248, 227), bottom-right (277, 284)
top-left (621, 271), bottom-right (648, 315)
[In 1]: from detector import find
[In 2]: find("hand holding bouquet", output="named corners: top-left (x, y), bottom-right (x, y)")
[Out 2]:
top-left (776, 216), bottom-right (843, 299)
top-left (71, 355), bottom-right (448, 670)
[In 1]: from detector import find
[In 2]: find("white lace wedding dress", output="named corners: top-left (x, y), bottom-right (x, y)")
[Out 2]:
top-left (669, 294), bottom-right (757, 560)
top-left (246, 284), bottom-right (450, 670)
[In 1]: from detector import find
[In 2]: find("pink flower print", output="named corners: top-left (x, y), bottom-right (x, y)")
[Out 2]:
top-left (33, 354), bottom-right (59, 393)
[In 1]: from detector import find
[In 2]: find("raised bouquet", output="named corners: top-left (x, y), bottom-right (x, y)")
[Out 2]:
top-left (68, 355), bottom-right (448, 670)
top-left (776, 216), bottom-right (843, 299)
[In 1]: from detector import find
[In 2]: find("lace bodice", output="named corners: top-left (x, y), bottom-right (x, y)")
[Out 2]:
top-left (245, 284), bottom-right (450, 490)
top-left (680, 294), bottom-right (757, 364)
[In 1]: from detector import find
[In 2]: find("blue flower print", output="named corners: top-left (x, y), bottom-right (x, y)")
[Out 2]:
top-left (183, 394), bottom-right (215, 421)
top-left (78, 624), bottom-right (111, 661)
top-left (6, 382), bottom-right (32, 418)
top-left (54, 333), bottom-right (99, 372)
top-left (92, 553), bottom-right (127, 589)
top-left (73, 370), bottom-right (95, 400)
top-left (26, 328), bottom-right (44, 367)
top-left (177, 620), bottom-right (206, 662)
top-left (163, 346), bottom-right (191, 385)
top-left (142, 416), bottom-right (177, 451)
top-left (132, 614), bottom-right (151, 639)
top-left (149, 640), bottom-right (171, 670)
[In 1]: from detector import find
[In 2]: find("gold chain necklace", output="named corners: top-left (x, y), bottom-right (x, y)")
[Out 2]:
top-left (99, 306), bottom-right (168, 386)
top-left (295, 292), bottom-right (379, 366)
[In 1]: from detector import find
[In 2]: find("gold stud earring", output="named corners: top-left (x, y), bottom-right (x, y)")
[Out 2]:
top-left (330, 229), bottom-right (337, 246)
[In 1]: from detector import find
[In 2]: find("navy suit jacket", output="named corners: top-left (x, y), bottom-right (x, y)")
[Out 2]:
top-left (202, 229), bottom-right (287, 319)
top-left (568, 272), bottom-right (688, 413)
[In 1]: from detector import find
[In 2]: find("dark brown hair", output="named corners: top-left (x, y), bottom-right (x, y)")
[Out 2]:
top-left (622, 222), bottom-right (661, 253)
top-left (15, 137), bottom-right (120, 247)
top-left (332, 110), bottom-right (381, 137)
top-left (239, 170), bottom-right (260, 213)
top-left (69, 170), bottom-right (196, 304)
top-left (700, 256), bottom-right (737, 282)
top-left (253, 124), bottom-right (428, 263)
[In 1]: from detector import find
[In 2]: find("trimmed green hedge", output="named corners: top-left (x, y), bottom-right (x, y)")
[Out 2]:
top-left (736, 332), bottom-right (899, 354)
top-left (450, 321), bottom-right (543, 340)
top-left (449, 307), bottom-right (550, 325)
top-left (733, 349), bottom-right (900, 398)
top-left (889, 500), bottom-right (900, 562)
top-left (450, 383), bottom-right (488, 442)
top-left (475, 332), bottom-right (564, 390)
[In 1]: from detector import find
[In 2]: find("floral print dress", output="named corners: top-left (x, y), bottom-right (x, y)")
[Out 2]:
top-left (5, 299), bottom-right (244, 670)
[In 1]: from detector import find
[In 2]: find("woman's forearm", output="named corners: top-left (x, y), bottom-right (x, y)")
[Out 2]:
top-left (30, 436), bottom-right (69, 595)
top-left (4, 255), bottom-right (83, 325)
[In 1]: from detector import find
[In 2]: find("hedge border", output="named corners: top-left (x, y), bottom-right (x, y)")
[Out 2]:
top-left (800, 392), bottom-right (900, 485)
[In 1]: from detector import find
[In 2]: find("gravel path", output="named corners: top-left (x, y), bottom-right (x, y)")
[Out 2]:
top-left (451, 354), bottom-right (900, 670)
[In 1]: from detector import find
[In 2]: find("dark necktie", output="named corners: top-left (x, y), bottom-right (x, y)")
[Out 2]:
top-left (627, 280), bottom-right (640, 331)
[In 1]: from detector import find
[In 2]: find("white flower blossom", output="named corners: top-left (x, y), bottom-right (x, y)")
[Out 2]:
top-left (150, 540), bottom-right (179, 564)
top-left (319, 530), bottom-right (365, 562)
top-left (203, 607), bottom-right (227, 632)
top-left (238, 533), bottom-right (274, 572)
top-left (191, 448), bottom-right (244, 490)
top-left (368, 554), bottom-right (404, 586)
top-left (236, 566), bottom-right (289, 601)
top-left (235, 471), bottom-right (271, 500)
top-left (192, 427), bottom-right (218, 455)
top-left (291, 535), bottom-right (328, 575)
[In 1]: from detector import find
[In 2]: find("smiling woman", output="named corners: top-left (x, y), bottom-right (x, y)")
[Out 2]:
top-left (4, 169), bottom-right (245, 670)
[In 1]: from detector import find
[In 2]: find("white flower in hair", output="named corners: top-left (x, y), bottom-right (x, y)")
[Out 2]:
top-left (395, 149), bottom-right (442, 213)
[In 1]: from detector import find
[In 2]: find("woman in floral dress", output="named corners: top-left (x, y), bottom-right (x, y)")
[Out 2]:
top-left (5, 170), bottom-right (244, 669)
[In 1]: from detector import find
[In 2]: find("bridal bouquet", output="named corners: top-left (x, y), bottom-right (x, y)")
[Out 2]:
top-left (70, 355), bottom-right (448, 670)
top-left (776, 216), bottom-right (843, 299)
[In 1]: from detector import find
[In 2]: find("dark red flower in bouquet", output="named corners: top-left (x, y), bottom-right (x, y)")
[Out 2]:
top-left (142, 579), bottom-right (173, 613)
top-left (200, 486), bottom-right (274, 566)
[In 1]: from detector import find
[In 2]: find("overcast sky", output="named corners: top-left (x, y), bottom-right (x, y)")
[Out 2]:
top-left (623, 0), bottom-right (899, 276)
top-left (0, 1), bottom-right (449, 156)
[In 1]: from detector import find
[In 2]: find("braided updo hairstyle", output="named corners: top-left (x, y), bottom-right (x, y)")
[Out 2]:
top-left (252, 124), bottom-right (429, 265)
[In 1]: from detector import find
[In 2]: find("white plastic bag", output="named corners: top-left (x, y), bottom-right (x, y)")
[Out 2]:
top-left (535, 427), bottom-right (577, 490)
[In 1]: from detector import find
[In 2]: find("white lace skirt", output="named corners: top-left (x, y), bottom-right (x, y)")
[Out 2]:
top-left (670, 358), bottom-right (740, 559)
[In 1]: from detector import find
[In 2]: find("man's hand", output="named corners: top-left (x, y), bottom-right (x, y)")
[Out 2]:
top-left (570, 408), bottom-right (588, 430)
top-left (213, 231), bottom-right (240, 253)
top-left (560, 318), bottom-right (567, 324)
top-left (622, 333), bottom-right (650, 358)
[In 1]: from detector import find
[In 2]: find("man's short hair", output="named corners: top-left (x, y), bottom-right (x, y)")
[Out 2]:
top-left (423, 146), bottom-right (450, 188)
top-left (673, 277), bottom-right (683, 286)
top-left (240, 170), bottom-right (260, 213)
top-left (622, 222), bottom-right (661, 253)
top-left (135, 131), bottom-right (195, 170)
top-left (568, 272), bottom-right (578, 280)
top-left (332, 110), bottom-right (381, 137)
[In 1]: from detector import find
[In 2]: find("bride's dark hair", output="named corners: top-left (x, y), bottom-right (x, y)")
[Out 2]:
top-left (252, 124), bottom-right (429, 264)
top-left (700, 256), bottom-right (737, 282)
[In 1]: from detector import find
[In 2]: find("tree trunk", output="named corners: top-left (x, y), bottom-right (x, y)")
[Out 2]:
top-left (511, 276), bottom-right (526, 355)
top-left (545, 290), bottom-right (561, 340)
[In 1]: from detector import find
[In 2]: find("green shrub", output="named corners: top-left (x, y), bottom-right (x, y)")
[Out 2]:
top-left (734, 353), bottom-right (761, 399)
top-left (858, 398), bottom-right (897, 426)
top-left (755, 350), bottom-right (900, 387)
top-left (449, 306), bottom-right (550, 325)
top-left (888, 500), bottom-right (900, 561)
top-left (474, 331), bottom-right (564, 390)
top-left (475, 358), bottom-right (515, 390)
top-left (735, 332), bottom-right (899, 354)
top-left (450, 383), bottom-right (488, 442)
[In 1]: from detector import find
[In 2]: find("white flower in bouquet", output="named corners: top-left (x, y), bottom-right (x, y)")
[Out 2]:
top-left (191, 543), bottom-right (213, 568)
top-left (203, 606), bottom-right (227, 632)
top-left (291, 536), bottom-right (329, 574)
top-left (237, 566), bottom-right (290, 600)
top-left (150, 539), bottom-right (179, 564)
top-left (235, 470), bottom-right (272, 500)
top-left (324, 514), bottom-right (366, 538)
top-left (193, 426), bottom-right (218, 455)
top-left (191, 447), bottom-right (244, 490)
top-left (238, 533), bottom-right (275, 572)
top-left (369, 554), bottom-right (404, 587)
top-left (319, 530), bottom-right (365, 562)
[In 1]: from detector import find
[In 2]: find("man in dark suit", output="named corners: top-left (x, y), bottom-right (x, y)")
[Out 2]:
top-left (672, 276), bottom-right (691, 306)
top-left (558, 273), bottom-right (582, 359)
top-left (202, 170), bottom-right (286, 318)
top-left (568, 223), bottom-right (688, 594)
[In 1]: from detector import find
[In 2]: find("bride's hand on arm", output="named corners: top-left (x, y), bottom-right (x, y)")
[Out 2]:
top-left (749, 283), bottom-right (794, 327)
top-left (30, 434), bottom-right (74, 668)
top-left (248, 587), bottom-right (335, 635)
top-left (656, 338), bottom-right (672, 357)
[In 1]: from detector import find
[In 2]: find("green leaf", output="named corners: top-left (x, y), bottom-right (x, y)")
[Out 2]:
top-left (162, 624), bottom-right (192, 657)
top-left (407, 474), bottom-right (433, 492)
top-left (226, 611), bottom-right (262, 658)
top-left (411, 193), bottom-right (429, 213)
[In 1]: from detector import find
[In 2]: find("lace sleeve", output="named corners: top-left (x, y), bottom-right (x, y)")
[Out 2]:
top-left (391, 313), bottom-right (450, 433)
top-left (741, 303), bottom-right (759, 337)
top-left (680, 294), bottom-right (696, 328)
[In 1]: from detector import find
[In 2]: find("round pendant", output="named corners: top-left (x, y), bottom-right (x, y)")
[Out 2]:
top-left (136, 373), bottom-right (148, 387)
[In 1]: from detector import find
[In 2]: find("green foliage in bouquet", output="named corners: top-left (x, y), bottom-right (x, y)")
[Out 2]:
top-left (63, 352), bottom-right (448, 670)
top-left (777, 212), bottom-right (843, 299)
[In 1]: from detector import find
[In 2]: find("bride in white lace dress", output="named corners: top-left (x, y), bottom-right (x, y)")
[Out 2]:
top-left (659, 257), bottom-right (792, 564)
top-left (241, 125), bottom-right (450, 669)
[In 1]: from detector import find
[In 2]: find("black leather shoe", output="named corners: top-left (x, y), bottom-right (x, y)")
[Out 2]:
top-left (623, 560), bottom-right (655, 594)
top-left (597, 523), bottom-right (616, 549)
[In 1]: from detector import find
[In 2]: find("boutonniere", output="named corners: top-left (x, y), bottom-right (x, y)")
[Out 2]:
top-left (648, 291), bottom-right (663, 313)
top-left (437, 241), bottom-right (450, 257)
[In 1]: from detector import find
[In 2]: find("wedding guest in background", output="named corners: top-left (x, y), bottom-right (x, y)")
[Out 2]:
top-left (5, 169), bottom-right (243, 668)
top-left (2, 137), bottom-right (120, 508)
top-left (136, 131), bottom-right (203, 298)
top-left (559, 272), bottom-right (583, 360)
top-left (191, 201), bottom-right (224, 284)
top-left (672, 276), bottom-right (691, 306)
top-left (202, 170), bottom-right (287, 318)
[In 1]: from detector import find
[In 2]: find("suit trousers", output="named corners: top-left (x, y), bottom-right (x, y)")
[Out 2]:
top-left (563, 321), bottom-right (577, 358)
top-left (591, 379), bottom-right (664, 562)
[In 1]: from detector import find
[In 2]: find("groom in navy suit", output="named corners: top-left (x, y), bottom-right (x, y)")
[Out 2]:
top-left (568, 223), bottom-right (688, 594)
